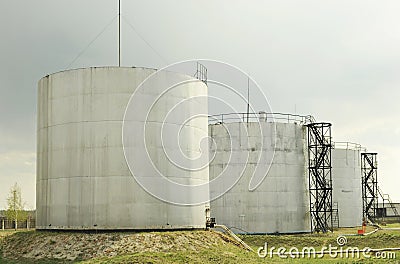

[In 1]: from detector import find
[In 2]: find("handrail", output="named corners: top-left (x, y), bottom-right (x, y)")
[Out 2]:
top-left (378, 186), bottom-right (399, 217)
top-left (208, 112), bottom-right (315, 125)
top-left (214, 224), bottom-right (254, 252)
top-left (333, 141), bottom-right (367, 152)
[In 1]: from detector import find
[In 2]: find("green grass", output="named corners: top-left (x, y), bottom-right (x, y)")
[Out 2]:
top-left (385, 223), bottom-right (400, 228)
top-left (79, 244), bottom-right (263, 264)
top-left (0, 228), bottom-right (399, 263)
top-left (239, 229), bottom-right (400, 250)
top-left (238, 228), bottom-right (400, 264)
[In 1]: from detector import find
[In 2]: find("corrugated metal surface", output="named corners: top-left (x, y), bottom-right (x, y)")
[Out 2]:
top-left (36, 67), bottom-right (209, 230)
top-left (332, 147), bottom-right (363, 227)
top-left (209, 122), bottom-right (310, 234)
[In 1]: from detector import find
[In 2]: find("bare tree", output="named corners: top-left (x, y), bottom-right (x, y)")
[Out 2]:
top-left (5, 183), bottom-right (27, 230)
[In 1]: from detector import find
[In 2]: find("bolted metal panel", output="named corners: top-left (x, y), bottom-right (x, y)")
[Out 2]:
top-left (307, 122), bottom-right (333, 233)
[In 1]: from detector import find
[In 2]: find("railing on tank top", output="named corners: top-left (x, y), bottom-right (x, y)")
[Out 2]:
top-left (333, 141), bottom-right (367, 152)
top-left (208, 112), bottom-right (315, 125)
top-left (194, 62), bottom-right (207, 85)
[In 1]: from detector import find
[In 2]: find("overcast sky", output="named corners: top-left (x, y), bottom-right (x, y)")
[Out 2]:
top-left (1, 0), bottom-right (399, 209)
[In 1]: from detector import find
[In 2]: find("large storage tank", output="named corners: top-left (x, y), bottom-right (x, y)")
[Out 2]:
top-left (332, 142), bottom-right (363, 227)
top-left (209, 114), bottom-right (311, 234)
top-left (36, 67), bottom-right (209, 230)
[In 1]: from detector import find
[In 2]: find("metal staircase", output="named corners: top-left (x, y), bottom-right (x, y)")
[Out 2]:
top-left (361, 153), bottom-right (378, 222)
top-left (307, 122), bottom-right (333, 233)
top-left (378, 186), bottom-right (399, 217)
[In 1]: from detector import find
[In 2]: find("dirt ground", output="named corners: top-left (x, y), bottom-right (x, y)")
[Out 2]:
top-left (0, 230), bottom-right (240, 262)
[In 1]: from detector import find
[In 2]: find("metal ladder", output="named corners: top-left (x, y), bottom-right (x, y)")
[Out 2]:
top-left (332, 202), bottom-right (340, 228)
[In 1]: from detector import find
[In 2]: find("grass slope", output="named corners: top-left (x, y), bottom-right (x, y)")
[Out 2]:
top-left (239, 225), bottom-right (400, 263)
top-left (0, 225), bottom-right (399, 263)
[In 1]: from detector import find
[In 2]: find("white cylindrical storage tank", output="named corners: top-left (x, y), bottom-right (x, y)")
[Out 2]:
top-left (36, 67), bottom-right (209, 230)
top-left (209, 117), bottom-right (310, 234)
top-left (332, 143), bottom-right (363, 227)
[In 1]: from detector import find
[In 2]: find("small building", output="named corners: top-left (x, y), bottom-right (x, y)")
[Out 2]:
top-left (376, 203), bottom-right (400, 218)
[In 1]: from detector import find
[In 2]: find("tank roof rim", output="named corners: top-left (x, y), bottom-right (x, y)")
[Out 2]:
top-left (39, 66), bottom-right (158, 80)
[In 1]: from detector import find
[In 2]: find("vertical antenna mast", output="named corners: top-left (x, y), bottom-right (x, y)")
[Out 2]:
top-left (118, 0), bottom-right (121, 67)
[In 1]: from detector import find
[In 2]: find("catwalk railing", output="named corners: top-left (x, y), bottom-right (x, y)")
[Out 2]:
top-left (333, 142), bottom-right (367, 152)
top-left (208, 112), bottom-right (315, 125)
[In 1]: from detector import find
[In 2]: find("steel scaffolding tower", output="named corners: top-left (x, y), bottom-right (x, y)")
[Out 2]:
top-left (307, 123), bottom-right (333, 233)
top-left (361, 153), bottom-right (378, 221)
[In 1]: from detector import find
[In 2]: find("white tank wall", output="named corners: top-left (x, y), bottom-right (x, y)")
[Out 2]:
top-left (332, 148), bottom-right (362, 227)
top-left (36, 67), bottom-right (209, 230)
top-left (209, 122), bottom-right (310, 234)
